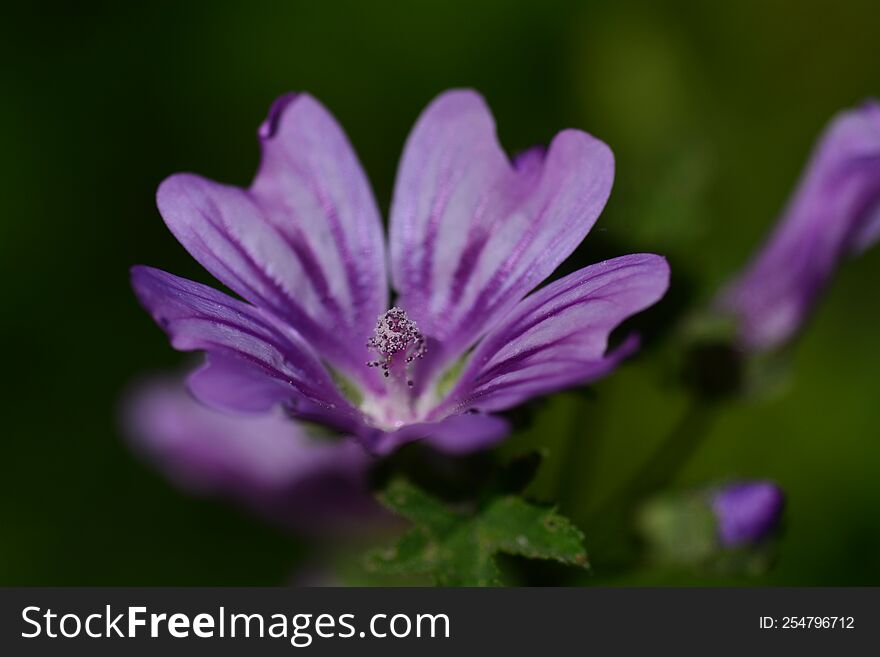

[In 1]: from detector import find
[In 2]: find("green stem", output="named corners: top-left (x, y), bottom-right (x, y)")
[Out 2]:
top-left (588, 396), bottom-right (722, 528)
top-left (556, 394), bottom-right (599, 509)
top-left (581, 397), bottom-right (722, 573)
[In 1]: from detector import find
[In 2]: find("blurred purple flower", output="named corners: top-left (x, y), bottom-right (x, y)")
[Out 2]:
top-left (124, 378), bottom-right (381, 533)
top-left (711, 481), bottom-right (785, 547)
top-left (720, 101), bottom-right (880, 351)
top-left (131, 90), bottom-right (669, 454)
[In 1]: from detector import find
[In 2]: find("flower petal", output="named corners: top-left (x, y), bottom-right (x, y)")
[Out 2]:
top-left (389, 89), bottom-right (614, 372)
top-left (187, 354), bottom-right (360, 433)
top-left (362, 412), bottom-right (511, 456)
top-left (417, 413), bottom-right (511, 455)
top-left (720, 100), bottom-right (880, 351)
top-left (130, 265), bottom-right (357, 421)
top-left (850, 198), bottom-right (880, 254)
top-left (435, 254), bottom-right (669, 414)
top-left (252, 93), bottom-right (389, 341)
top-left (123, 377), bottom-right (378, 532)
top-left (186, 354), bottom-right (296, 414)
top-left (156, 94), bottom-right (387, 389)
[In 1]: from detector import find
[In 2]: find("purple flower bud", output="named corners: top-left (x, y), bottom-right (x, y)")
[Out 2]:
top-left (719, 101), bottom-right (880, 352)
top-left (711, 481), bottom-right (785, 547)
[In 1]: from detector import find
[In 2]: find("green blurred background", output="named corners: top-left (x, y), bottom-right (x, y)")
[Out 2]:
top-left (2, 0), bottom-right (879, 585)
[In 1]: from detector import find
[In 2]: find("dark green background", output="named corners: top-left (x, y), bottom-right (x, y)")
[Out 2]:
top-left (3, 0), bottom-right (879, 584)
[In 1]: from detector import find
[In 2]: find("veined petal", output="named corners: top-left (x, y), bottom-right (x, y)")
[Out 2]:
top-left (435, 254), bottom-right (669, 414)
top-left (123, 378), bottom-right (377, 532)
top-left (156, 94), bottom-right (387, 389)
top-left (252, 93), bottom-right (389, 345)
top-left (187, 354), bottom-right (361, 434)
top-left (389, 89), bottom-right (614, 373)
top-left (720, 100), bottom-right (880, 351)
top-left (130, 265), bottom-right (357, 419)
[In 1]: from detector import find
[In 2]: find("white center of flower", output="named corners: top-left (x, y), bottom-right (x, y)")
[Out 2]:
top-left (360, 307), bottom-right (432, 430)
top-left (366, 307), bottom-right (427, 387)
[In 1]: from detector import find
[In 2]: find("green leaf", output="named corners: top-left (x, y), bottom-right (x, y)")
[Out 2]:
top-left (478, 496), bottom-right (588, 564)
top-left (378, 478), bottom-right (459, 534)
top-left (366, 479), bottom-right (589, 586)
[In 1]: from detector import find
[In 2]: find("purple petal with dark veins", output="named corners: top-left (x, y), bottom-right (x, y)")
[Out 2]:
top-left (156, 94), bottom-right (387, 390)
top-left (389, 89), bottom-right (615, 376)
top-left (434, 254), bottom-right (669, 415)
top-left (188, 354), bottom-right (366, 436)
top-left (720, 100), bottom-right (880, 351)
top-left (251, 94), bottom-right (388, 350)
top-left (123, 377), bottom-right (380, 533)
top-left (130, 265), bottom-right (358, 422)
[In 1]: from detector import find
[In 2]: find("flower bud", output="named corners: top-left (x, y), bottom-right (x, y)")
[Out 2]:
top-left (711, 481), bottom-right (785, 547)
top-left (719, 101), bottom-right (880, 352)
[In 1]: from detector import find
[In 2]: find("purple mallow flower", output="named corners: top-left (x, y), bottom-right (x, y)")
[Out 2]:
top-left (132, 90), bottom-right (669, 454)
top-left (720, 101), bottom-right (880, 352)
top-left (711, 481), bottom-right (785, 547)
